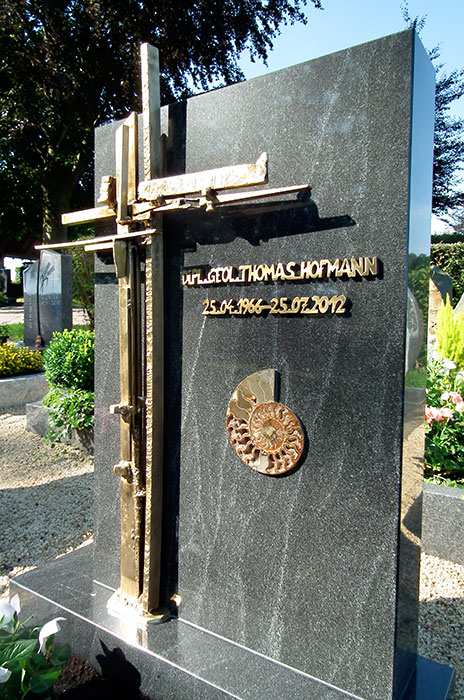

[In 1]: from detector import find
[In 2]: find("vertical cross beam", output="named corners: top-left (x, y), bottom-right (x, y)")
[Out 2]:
top-left (140, 43), bottom-right (165, 614)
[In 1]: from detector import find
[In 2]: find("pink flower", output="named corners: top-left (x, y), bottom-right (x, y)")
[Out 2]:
top-left (449, 391), bottom-right (463, 404)
top-left (425, 406), bottom-right (441, 424)
top-left (439, 407), bottom-right (454, 420)
top-left (425, 406), bottom-right (454, 424)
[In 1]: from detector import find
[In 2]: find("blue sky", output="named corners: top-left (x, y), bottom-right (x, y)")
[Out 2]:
top-left (239, 0), bottom-right (464, 120)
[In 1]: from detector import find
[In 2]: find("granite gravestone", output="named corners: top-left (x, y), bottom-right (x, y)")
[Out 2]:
top-left (23, 261), bottom-right (40, 346)
top-left (12, 31), bottom-right (454, 700)
top-left (38, 250), bottom-right (73, 345)
top-left (23, 251), bottom-right (72, 346)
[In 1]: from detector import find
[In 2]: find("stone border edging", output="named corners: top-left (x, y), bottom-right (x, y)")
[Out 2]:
top-left (422, 482), bottom-right (464, 565)
top-left (0, 372), bottom-right (48, 409)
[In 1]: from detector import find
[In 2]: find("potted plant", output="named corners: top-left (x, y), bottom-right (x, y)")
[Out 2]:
top-left (0, 324), bottom-right (9, 344)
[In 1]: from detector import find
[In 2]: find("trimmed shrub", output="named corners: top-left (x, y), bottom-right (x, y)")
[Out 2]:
top-left (43, 329), bottom-right (94, 391)
top-left (43, 329), bottom-right (94, 441)
top-left (43, 386), bottom-right (94, 437)
top-left (0, 345), bottom-right (43, 378)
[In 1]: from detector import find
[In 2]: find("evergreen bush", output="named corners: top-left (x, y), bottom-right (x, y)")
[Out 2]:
top-left (43, 329), bottom-right (94, 440)
top-left (43, 329), bottom-right (94, 392)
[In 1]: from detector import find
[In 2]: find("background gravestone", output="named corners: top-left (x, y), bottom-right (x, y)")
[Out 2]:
top-left (12, 30), bottom-right (451, 700)
top-left (23, 252), bottom-right (73, 346)
top-left (38, 250), bottom-right (73, 345)
top-left (23, 260), bottom-right (40, 347)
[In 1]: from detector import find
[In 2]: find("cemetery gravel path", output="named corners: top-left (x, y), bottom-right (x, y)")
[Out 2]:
top-left (0, 408), bottom-right (464, 698)
top-left (0, 407), bottom-right (93, 598)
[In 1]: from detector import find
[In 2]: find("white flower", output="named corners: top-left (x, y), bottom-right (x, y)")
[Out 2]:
top-left (443, 359), bottom-right (457, 375)
top-left (38, 617), bottom-right (66, 653)
top-left (0, 667), bottom-right (11, 683)
top-left (0, 594), bottom-right (20, 628)
top-left (441, 391), bottom-right (450, 401)
top-left (456, 402), bottom-right (464, 413)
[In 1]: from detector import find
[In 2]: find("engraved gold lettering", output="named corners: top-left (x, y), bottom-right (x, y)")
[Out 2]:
top-left (239, 265), bottom-right (252, 283)
top-left (252, 265), bottom-right (266, 282)
top-left (350, 258), bottom-right (364, 276)
top-left (364, 256), bottom-right (378, 276)
top-left (320, 259), bottom-right (339, 277)
top-left (184, 255), bottom-right (379, 286)
top-left (285, 262), bottom-right (297, 279)
top-left (336, 258), bottom-right (353, 278)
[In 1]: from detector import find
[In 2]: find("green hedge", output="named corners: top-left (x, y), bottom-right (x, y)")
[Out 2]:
top-left (43, 329), bottom-right (94, 391)
top-left (431, 243), bottom-right (464, 303)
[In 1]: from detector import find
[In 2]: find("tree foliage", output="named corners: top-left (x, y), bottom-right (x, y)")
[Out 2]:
top-left (0, 0), bottom-right (322, 249)
top-left (433, 68), bottom-right (464, 216)
top-left (401, 2), bottom-right (464, 218)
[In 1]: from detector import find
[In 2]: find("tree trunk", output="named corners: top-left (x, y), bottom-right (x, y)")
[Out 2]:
top-left (41, 180), bottom-right (72, 244)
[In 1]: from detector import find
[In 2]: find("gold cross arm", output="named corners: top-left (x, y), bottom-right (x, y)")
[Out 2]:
top-left (61, 148), bottom-right (310, 229)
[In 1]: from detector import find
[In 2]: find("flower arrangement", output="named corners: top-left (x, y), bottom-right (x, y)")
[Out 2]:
top-left (0, 594), bottom-right (70, 699)
top-left (425, 356), bottom-right (464, 487)
top-left (0, 345), bottom-right (44, 378)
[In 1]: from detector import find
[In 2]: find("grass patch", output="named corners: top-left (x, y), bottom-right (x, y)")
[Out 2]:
top-left (424, 475), bottom-right (464, 490)
top-left (4, 322), bottom-right (23, 343)
top-left (405, 367), bottom-right (427, 388)
top-left (4, 322), bottom-right (91, 344)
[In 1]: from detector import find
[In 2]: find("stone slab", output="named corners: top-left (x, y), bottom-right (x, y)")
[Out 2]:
top-left (0, 372), bottom-right (48, 409)
top-left (422, 483), bottom-right (464, 565)
top-left (10, 548), bottom-right (454, 700)
top-left (25, 401), bottom-right (49, 435)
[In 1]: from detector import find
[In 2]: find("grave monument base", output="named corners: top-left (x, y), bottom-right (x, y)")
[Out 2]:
top-left (11, 548), bottom-right (454, 700)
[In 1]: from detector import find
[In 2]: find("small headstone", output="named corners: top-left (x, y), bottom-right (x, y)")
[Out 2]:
top-left (406, 288), bottom-right (424, 373)
top-left (23, 261), bottom-right (40, 347)
top-left (23, 252), bottom-right (73, 346)
top-left (431, 266), bottom-right (453, 305)
top-left (0, 268), bottom-right (8, 295)
top-left (37, 250), bottom-right (73, 345)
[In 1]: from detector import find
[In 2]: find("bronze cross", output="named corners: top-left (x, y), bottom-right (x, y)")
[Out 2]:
top-left (38, 43), bottom-right (309, 625)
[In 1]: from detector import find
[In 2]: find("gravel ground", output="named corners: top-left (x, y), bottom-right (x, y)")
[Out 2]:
top-left (0, 407), bottom-right (463, 698)
top-left (0, 407), bottom-right (93, 596)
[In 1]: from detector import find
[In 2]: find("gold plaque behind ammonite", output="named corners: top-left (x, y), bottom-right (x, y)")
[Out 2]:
top-left (226, 369), bottom-right (304, 475)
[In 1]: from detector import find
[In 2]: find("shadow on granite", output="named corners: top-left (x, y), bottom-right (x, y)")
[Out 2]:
top-left (11, 547), bottom-right (454, 700)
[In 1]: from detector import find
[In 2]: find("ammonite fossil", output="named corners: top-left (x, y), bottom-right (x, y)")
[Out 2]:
top-left (226, 369), bottom-right (304, 475)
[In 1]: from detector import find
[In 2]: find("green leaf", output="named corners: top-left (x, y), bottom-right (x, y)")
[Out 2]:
top-left (1, 639), bottom-right (37, 665)
top-left (29, 667), bottom-right (62, 694)
top-left (50, 643), bottom-right (71, 667)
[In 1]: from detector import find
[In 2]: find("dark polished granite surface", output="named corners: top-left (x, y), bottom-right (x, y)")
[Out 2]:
top-left (11, 549), bottom-right (454, 700)
top-left (86, 30), bottom-right (442, 700)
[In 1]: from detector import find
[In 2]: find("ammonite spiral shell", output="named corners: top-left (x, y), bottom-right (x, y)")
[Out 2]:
top-left (226, 370), bottom-right (304, 475)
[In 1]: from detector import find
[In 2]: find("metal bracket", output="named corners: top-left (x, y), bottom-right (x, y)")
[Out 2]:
top-left (110, 402), bottom-right (136, 422)
top-left (113, 460), bottom-right (133, 482)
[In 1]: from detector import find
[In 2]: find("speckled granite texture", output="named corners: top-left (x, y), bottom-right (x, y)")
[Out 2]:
top-left (28, 30), bottom-right (444, 700)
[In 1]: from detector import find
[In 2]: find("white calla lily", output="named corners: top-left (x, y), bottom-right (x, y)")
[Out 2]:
top-left (10, 595), bottom-right (20, 615)
top-left (0, 667), bottom-right (11, 683)
top-left (38, 617), bottom-right (66, 653)
top-left (0, 594), bottom-right (20, 628)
